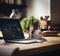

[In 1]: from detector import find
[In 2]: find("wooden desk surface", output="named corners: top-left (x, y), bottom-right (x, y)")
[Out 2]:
top-left (0, 37), bottom-right (60, 56)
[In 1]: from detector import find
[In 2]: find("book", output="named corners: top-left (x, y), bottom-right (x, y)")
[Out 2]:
top-left (15, 0), bottom-right (22, 5)
top-left (5, 0), bottom-right (9, 4)
top-left (9, 0), bottom-right (14, 4)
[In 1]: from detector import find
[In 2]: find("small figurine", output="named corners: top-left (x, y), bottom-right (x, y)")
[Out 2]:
top-left (40, 16), bottom-right (49, 31)
top-left (9, 9), bottom-right (21, 19)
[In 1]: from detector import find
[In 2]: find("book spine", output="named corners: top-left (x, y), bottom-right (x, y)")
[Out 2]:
top-left (9, 0), bottom-right (14, 4)
top-left (5, 0), bottom-right (9, 4)
top-left (15, 0), bottom-right (22, 5)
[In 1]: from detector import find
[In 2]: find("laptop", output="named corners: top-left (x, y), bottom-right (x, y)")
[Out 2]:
top-left (0, 19), bottom-right (45, 44)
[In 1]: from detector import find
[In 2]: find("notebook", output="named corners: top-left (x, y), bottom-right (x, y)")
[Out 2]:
top-left (1, 19), bottom-right (45, 44)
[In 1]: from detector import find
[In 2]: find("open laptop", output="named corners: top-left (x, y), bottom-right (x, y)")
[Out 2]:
top-left (0, 19), bottom-right (45, 44)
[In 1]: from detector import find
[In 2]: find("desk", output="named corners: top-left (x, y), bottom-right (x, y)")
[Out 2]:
top-left (0, 37), bottom-right (60, 56)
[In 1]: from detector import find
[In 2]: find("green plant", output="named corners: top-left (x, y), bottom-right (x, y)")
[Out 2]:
top-left (20, 16), bottom-right (39, 32)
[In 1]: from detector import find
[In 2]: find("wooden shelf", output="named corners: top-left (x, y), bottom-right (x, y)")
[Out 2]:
top-left (0, 0), bottom-right (27, 18)
top-left (0, 3), bottom-right (27, 9)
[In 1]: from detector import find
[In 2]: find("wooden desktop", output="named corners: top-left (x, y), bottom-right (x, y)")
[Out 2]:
top-left (0, 31), bottom-right (60, 56)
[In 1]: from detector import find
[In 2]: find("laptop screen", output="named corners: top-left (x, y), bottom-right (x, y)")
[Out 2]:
top-left (1, 19), bottom-right (24, 40)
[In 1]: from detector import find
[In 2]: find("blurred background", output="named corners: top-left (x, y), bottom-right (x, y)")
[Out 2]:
top-left (0, 0), bottom-right (50, 20)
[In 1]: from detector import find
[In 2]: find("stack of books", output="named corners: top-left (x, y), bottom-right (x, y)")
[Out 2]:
top-left (0, 0), bottom-right (22, 5)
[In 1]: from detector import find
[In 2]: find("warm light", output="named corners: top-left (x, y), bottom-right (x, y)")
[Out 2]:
top-left (27, 0), bottom-right (50, 20)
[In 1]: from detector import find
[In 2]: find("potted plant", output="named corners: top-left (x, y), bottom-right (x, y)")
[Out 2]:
top-left (20, 16), bottom-right (39, 33)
